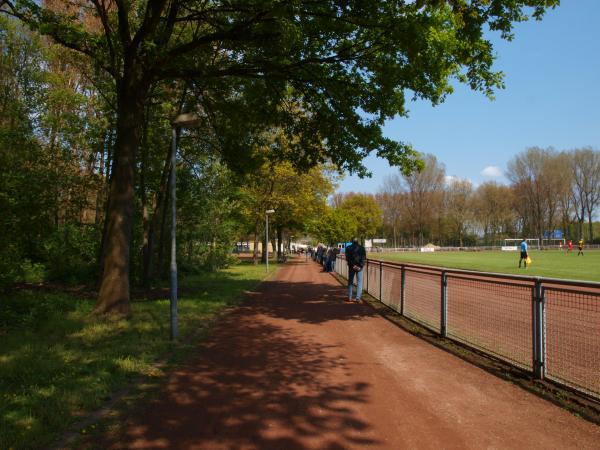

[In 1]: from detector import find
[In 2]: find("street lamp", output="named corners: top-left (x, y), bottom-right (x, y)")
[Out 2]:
top-left (265, 209), bottom-right (275, 272)
top-left (169, 113), bottom-right (202, 341)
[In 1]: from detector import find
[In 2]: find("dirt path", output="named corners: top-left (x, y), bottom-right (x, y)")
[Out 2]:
top-left (109, 259), bottom-right (600, 449)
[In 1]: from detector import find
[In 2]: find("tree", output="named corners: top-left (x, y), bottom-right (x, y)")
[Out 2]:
top-left (569, 147), bottom-right (600, 241)
top-left (241, 158), bottom-right (334, 262)
top-left (378, 174), bottom-right (404, 248)
top-left (554, 151), bottom-right (575, 240)
top-left (472, 182), bottom-right (516, 245)
top-left (402, 154), bottom-right (445, 246)
top-left (2, 0), bottom-right (559, 314)
top-left (445, 178), bottom-right (473, 247)
top-left (0, 15), bottom-right (112, 287)
top-left (308, 207), bottom-right (357, 246)
top-left (339, 194), bottom-right (383, 241)
top-left (507, 147), bottom-right (564, 241)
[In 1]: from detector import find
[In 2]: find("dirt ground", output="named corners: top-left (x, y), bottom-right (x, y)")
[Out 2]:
top-left (103, 258), bottom-right (600, 449)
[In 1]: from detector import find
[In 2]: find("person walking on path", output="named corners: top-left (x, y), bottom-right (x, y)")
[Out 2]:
top-left (345, 237), bottom-right (366, 302)
top-left (518, 238), bottom-right (528, 268)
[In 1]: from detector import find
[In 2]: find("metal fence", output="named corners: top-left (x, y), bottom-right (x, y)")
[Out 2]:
top-left (367, 245), bottom-right (600, 253)
top-left (335, 255), bottom-right (600, 400)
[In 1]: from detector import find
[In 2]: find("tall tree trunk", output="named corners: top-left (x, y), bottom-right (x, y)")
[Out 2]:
top-left (276, 226), bottom-right (283, 259)
top-left (140, 106), bottom-right (150, 289)
top-left (143, 151), bottom-right (170, 286)
top-left (588, 211), bottom-right (594, 242)
top-left (95, 132), bottom-right (107, 225)
top-left (252, 220), bottom-right (260, 264)
top-left (261, 232), bottom-right (267, 264)
top-left (97, 126), bottom-right (116, 286)
top-left (144, 89), bottom-right (188, 285)
top-left (95, 80), bottom-right (148, 315)
top-left (578, 205), bottom-right (585, 240)
top-left (157, 166), bottom-right (172, 278)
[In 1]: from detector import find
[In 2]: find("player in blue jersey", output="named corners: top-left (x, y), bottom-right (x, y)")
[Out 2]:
top-left (518, 238), bottom-right (528, 268)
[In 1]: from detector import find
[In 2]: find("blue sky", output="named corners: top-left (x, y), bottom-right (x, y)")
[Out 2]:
top-left (338, 0), bottom-right (600, 193)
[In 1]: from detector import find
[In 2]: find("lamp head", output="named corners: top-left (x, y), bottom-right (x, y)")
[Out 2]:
top-left (171, 113), bottom-right (202, 128)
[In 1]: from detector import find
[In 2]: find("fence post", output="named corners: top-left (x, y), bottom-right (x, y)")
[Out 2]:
top-left (366, 259), bottom-right (369, 293)
top-left (532, 278), bottom-right (546, 379)
top-left (441, 270), bottom-right (447, 338)
top-left (379, 261), bottom-right (383, 301)
top-left (400, 264), bottom-right (405, 316)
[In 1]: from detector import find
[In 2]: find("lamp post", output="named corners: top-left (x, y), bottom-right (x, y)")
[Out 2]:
top-left (265, 209), bottom-right (275, 272)
top-left (169, 113), bottom-right (201, 341)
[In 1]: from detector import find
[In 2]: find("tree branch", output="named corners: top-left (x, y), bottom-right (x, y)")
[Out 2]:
top-left (90, 0), bottom-right (117, 75)
top-left (131, 0), bottom-right (170, 48)
top-left (155, 0), bottom-right (180, 47)
top-left (114, 0), bottom-right (132, 47)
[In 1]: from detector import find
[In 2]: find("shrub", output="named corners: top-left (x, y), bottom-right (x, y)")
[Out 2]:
top-left (179, 243), bottom-right (239, 274)
top-left (20, 259), bottom-right (47, 283)
top-left (42, 224), bottom-right (100, 283)
top-left (0, 243), bottom-right (21, 291)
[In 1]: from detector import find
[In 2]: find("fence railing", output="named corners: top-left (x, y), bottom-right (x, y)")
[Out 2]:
top-left (335, 255), bottom-right (600, 400)
top-left (367, 244), bottom-right (600, 253)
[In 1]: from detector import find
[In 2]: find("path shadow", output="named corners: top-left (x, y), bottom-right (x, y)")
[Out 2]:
top-left (249, 262), bottom-right (377, 325)
top-left (108, 303), bottom-right (380, 449)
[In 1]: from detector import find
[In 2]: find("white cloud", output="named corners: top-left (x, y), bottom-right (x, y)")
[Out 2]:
top-left (481, 166), bottom-right (503, 178)
top-left (445, 175), bottom-right (457, 185)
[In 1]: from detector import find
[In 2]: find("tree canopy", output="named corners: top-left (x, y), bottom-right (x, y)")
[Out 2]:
top-left (0, 0), bottom-right (560, 314)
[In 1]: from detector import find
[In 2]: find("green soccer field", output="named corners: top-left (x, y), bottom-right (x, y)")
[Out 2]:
top-left (371, 249), bottom-right (600, 282)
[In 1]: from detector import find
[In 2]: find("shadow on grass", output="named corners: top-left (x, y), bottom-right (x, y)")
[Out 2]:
top-left (0, 264), bottom-right (272, 449)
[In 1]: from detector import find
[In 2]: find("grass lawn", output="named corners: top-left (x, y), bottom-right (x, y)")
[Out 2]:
top-left (0, 262), bottom-right (276, 449)
top-left (373, 250), bottom-right (600, 282)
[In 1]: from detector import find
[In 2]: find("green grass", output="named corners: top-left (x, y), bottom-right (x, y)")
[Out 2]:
top-left (0, 262), bottom-right (276, 449)
top-left (374, 250), bottom-right (600, 282)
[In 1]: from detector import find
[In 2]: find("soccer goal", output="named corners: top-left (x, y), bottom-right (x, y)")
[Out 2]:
top-left (542, 238), bottom-right (566, 248)
top-left (503, 238), bottom-right (540, 250)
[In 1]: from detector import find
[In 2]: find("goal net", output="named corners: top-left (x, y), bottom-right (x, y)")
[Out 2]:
top-left (542, 238), bottom-right (566, 247)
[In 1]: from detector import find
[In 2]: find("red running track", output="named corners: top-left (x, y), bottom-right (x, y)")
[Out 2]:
top-left (108, 258), bottom-right (600, 449)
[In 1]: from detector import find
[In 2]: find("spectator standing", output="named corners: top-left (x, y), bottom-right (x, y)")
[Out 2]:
top-left (345, 237), bottom-right (366, 302)
top-left (331, 246), bottom-right (340, 272)
top-left (325, 246), bottom-right (334, 272)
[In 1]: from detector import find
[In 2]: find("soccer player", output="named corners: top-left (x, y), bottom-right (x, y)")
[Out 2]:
top-left (567, 239), bottom-right (573, 253)
top-left (578, 239), bottom-right (584, 256)
top-left (518, 238), bottom-right (528, 268)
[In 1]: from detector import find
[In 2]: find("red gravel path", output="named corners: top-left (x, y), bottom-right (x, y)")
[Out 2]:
top-left (112, 259), bottom-right (600, 449)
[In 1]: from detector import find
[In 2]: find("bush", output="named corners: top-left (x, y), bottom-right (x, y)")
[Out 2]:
top-left (0, 243), bottom-right (21, 291)
top-left (20, 259), bottom-right (47, 283)
top-left (179, 243), bottom-right (239, 274)
top-left (42, 224), bottom-right (100, 283)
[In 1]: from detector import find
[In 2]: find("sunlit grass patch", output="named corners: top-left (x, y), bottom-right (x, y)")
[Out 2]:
top-left (0, 262), bottom-right (275, 449)
top-left (375, 250), bottom-right (600, 282)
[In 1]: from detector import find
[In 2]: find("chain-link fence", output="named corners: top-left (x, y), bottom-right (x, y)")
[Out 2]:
top-left (335, 255), bottom-right (600, 400)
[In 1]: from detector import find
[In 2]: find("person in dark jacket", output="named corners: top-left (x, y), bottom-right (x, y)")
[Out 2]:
top-left (345, 237), bottom-right (366, 302)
